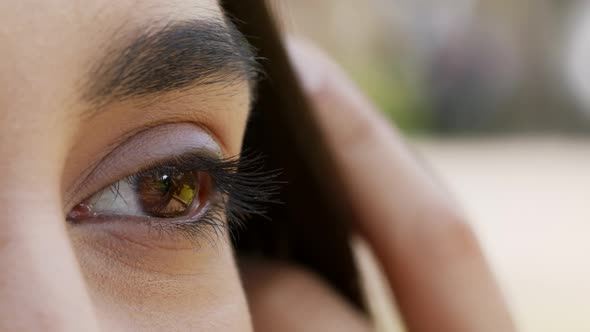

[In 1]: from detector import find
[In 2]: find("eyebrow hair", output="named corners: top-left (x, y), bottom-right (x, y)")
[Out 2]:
top-left (82, 18), bottom-right (260, 107)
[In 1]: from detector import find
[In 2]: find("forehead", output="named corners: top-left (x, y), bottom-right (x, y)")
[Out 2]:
top-left (0, 0), bottom-right (226, 114)
top-left (0, 1), bottom-right (224, 50)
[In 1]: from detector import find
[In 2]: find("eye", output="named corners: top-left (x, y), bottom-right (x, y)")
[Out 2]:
top-left (68, 167), bottom-right (211, 222)
top-left (66, 152), bottom-right (280, 241)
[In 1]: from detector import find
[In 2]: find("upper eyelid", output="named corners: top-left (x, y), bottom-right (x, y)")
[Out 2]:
top-left (73, 120), bottom-right (223, 189)
top-left (64, 123), bottom-right (222, 211)
top-left (65, 122), bottom-right (170, 207)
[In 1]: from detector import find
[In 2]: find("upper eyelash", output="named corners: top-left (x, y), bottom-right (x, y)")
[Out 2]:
top-left (109, 151), bottom-right (282, 243)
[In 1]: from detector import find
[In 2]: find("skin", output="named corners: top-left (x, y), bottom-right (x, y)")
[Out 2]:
top-left (0, 1), bottom-right (515, 331)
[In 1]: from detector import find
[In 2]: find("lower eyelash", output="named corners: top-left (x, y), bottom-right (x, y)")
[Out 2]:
top-left (138, 202), bottom-right (230, 248)
top-left (193, 152), bottom-right (282, 240)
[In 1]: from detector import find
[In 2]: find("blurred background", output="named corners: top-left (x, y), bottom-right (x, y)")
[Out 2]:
top-left (272, 0), bottom-right (590, 331)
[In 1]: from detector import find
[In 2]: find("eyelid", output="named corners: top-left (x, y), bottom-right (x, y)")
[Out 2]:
top-left (65, 123), bottom-right (222, 212)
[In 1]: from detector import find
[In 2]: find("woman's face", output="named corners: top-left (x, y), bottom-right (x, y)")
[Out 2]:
top-left (0, 1), bottom-right (255, 330)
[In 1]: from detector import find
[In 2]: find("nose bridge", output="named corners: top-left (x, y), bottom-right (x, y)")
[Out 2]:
top-left (0, 3), bottom-right (101, 328)
top-left (0, 192), bottom-right (99, 331)
top-left (0, 137), bottom-right (99, 331)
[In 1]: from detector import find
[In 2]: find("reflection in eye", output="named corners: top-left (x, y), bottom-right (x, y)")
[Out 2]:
top-left (67, 153), bottom-right (281, 236)
top-left (136, 168), bottom-right (199, 218)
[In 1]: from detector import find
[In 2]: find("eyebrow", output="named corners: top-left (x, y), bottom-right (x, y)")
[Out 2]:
top-left (82, 18), bottom-right (259, 108)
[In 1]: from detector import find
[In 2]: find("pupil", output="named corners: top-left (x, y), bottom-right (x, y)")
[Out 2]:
top-left (158, 174), bottom-right (171, 192)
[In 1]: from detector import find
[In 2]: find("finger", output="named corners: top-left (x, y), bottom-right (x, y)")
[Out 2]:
top-left (287, 38), bottom-right (516, 332)
top-left (241, 260), bottom-right (371, 332)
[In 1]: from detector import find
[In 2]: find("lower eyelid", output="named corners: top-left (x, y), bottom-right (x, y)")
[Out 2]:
top-left (79, 207), bottom-right (228, 247)
top-left (71, 223), bottom-right (218, 278)
top-left (103, 227), bottom-right (196, 251)
top-left (73, 216), bottom-right (226, 263)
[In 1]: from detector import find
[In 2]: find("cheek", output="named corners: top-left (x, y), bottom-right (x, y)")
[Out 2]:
top-left (69, 226), bottom-right (252, 331)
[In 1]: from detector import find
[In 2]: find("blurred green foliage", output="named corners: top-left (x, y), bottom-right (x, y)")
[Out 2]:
top-left (349, 62), bottom-right (433, 134)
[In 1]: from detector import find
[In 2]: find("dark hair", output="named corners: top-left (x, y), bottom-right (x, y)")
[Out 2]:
top-left (222, 0), bottom-right (365, 310)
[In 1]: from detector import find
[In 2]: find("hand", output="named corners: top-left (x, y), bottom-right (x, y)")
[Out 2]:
top-left (243, 38), bottom-right (516, 332)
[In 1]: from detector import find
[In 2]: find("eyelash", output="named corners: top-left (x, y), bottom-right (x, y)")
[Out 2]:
top-left (76, 152), bottom-right (281, 244)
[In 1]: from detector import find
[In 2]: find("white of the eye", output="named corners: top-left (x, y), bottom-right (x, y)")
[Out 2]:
top-left (89, 180), bottom-right (148, 217)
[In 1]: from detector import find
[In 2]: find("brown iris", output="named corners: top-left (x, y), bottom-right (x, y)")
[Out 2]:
top-left (136, 169), bottom-right (200, 218)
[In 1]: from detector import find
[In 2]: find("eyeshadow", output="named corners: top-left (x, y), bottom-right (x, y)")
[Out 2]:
top-left (65, 123), bottom-right (222, 211)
